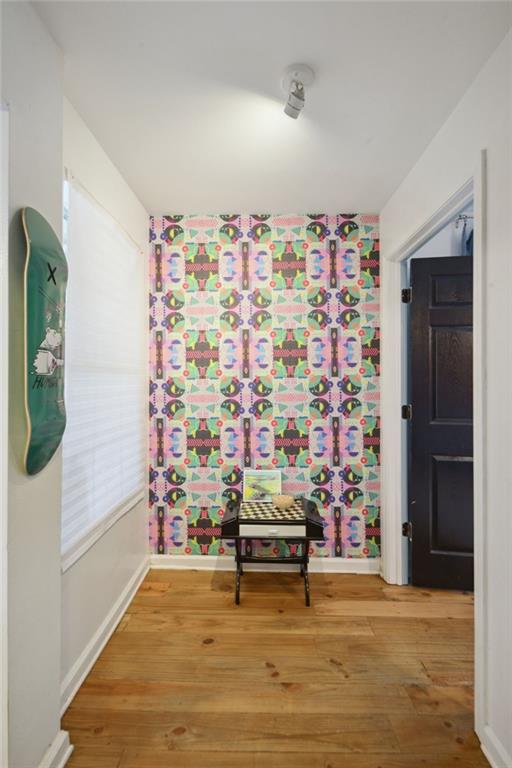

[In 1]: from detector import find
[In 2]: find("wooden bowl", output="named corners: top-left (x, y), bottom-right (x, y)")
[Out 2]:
top-left (272, 494), bottom-right (295, 510)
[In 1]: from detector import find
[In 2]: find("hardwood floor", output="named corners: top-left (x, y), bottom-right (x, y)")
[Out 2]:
top-left (63, 569), bottom-right (488, 768)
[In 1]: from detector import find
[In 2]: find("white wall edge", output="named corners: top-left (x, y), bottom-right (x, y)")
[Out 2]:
top-left (37, 730), bottom-right (73, 768)
top-left (473, 149), bottom-right (487, 738)
top-left (149, 554), bottom-right (381, 574)
top-left (480, 725), bottom-right (512, 768)
top-left (60, 555), bottom-right (149, 716)
top-left (0, 105), bottom-right (10, 768)
top-left (380, 258), bottom-right (408, 586)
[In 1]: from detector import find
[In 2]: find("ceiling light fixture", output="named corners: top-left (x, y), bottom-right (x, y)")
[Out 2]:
top-left (281, 63), bottom-right (315, 119)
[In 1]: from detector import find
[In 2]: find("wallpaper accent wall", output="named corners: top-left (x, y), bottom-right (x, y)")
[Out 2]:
top-left (149, 214), bottom-right (380, 558)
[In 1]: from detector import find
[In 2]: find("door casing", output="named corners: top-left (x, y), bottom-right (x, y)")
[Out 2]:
top-left (379, 151), bottom-right (486, 736)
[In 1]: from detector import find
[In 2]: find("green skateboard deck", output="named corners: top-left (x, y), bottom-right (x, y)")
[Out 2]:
top-left (22, 207), bottom-right (68, 475)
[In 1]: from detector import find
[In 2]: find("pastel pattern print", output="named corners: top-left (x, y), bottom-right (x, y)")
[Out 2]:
top-left (149, 214), bottom-right (380, 558)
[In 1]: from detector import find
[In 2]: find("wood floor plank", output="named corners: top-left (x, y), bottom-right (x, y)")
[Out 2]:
top-left (74, 678), bottom-right (415, 714)
top-left (405, 683), bottom-right (474, 714)
top-left (119, 751), bottom-right (294, 768)
top-left (144, 570), bottom-right (385, 589)
top-left (322, 755), bottom-right (489, 768)
top-left (368, 616), bottom-right (474, 640)
top-left (64, 710), bottom-right (401, 753)
top-left (315, 599), bottom-right (473, 619)
top-left (128, 582), bottom-right (475, 614)
top-left (102, 630), bottom-right (320, 657)
top-left (382, 586), bottom-right (474, 604)
top-left (316, 638), bottom-right (473, 660)
top-left (389, 714), bottom-right (481, 754)
top-left (91, 651), bottom-right (430, 685)
top-left (121, 612), bottom-right (375, 637)
top-left (66, 745), bottom-right (123, 768)
top-left (115, 753), bottom-right (491, 768)
top-left (63, 569), bottom-right (486, 768)
top-left (421, 659), bottom-right (474, 686)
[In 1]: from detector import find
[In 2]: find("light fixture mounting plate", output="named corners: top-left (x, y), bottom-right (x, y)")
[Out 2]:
top-left (281, 63), bottom-right (315, 94)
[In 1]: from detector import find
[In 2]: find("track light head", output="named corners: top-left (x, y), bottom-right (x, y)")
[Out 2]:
top-left (284, 79), bottom-right (305, 119)
top-left (281, 64), bottom-right (315, 120)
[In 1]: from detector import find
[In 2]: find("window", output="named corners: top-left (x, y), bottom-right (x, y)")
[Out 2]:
top-left (61, 178), bottom-right (145, 564)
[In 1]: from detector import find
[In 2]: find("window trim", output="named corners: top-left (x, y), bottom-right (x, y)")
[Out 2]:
top-left (61, 487), bottom-right (145, 573)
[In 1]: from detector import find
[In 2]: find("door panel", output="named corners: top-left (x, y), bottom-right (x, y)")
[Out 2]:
top-left (410, 256), bottom-right (473, 589)
top-left (431, 455), bottom-right (474, 553)
top-left (431, 326), bottom-right (472, 421)
top-left (432, 273), bottom-right (472, 305)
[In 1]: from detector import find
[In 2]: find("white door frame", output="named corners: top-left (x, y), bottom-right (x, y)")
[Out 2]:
top-left (379, 151), bottom-right (486, 737)
top-left (1, 105), bottom-right (10, 768)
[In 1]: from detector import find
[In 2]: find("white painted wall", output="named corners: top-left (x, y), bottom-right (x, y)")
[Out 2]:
top-left (60, 498), bottom-right (148, 711)
top-left (63, 99), bottom-right (147, 251)
top-left (61, 98), bottom-right (149, 712)
top-left (1, 3), bottom-right (71, 766)
top-left (380, 29), bottom-right (512, 768)
top-left (2, 15), bottom-right (149, 760)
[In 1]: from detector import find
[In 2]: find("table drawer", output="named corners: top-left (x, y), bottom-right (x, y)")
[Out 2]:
top-left (239, 523), bottom-right (306, 538)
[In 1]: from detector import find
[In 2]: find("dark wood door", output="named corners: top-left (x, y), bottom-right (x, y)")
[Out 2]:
top-left (409, 256), bottom-right (473, 590)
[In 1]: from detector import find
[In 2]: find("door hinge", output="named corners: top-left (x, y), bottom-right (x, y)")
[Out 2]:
top-left (401, 287), bottom-right (412, 303)
top-left (402, 521), bottom-right (413, 541)
top-left (401, 404), bottom-right (412, 420)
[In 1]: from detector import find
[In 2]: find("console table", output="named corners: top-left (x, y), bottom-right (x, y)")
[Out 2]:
top-left (220, 497), bottom-right (324, 606)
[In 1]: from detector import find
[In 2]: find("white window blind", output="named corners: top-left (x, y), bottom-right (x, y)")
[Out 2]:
top-left (61, 179), bottom-right (145, 559)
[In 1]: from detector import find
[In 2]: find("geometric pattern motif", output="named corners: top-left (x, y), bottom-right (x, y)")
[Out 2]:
top-left (239, 501), bottom-right (305, 522)
top-left (149, 213), bottom-right (380, 558)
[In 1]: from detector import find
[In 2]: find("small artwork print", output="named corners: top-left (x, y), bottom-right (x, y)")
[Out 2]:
top-left (243, 469), bottom-right (282, 502)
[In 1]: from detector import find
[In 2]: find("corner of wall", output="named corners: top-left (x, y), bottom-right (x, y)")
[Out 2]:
top-left (4, 3), bottom-right (67, 766)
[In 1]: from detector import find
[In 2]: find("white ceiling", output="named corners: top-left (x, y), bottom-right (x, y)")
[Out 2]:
top-left (37, 1), bottom-right (512, 214)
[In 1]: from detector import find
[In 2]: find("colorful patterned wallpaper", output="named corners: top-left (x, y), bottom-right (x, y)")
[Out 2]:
top-left (149, 214), bottom-right (380, 558)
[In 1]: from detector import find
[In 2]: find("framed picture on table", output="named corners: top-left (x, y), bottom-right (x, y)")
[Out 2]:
top-left (243, 469), bottom-right (282, 502)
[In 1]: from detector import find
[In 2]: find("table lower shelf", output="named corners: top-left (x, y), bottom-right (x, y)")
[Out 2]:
top-left (236, 555), bottom-right (305, 565)
top-left (233, 537), bottom-right (313, 607)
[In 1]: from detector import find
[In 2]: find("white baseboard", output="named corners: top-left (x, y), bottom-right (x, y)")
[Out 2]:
top-left (149, 554), bottom-right (381, 574)
top-left (37, 730), bottom-right (73, 768)
top-left (480, 725), bottom-right (512, 768)
top-left (60, 556), bottom-right (149, 715)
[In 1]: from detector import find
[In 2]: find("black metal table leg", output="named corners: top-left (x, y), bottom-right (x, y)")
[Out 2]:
top-left (235, 539), bottom-right (241, 605)
top-left (304, 566), bottom-right (310, 606)
top-left (235, 564), bottom-right (241, 605)
top-left (304, 539), bottom-right (310, 606)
